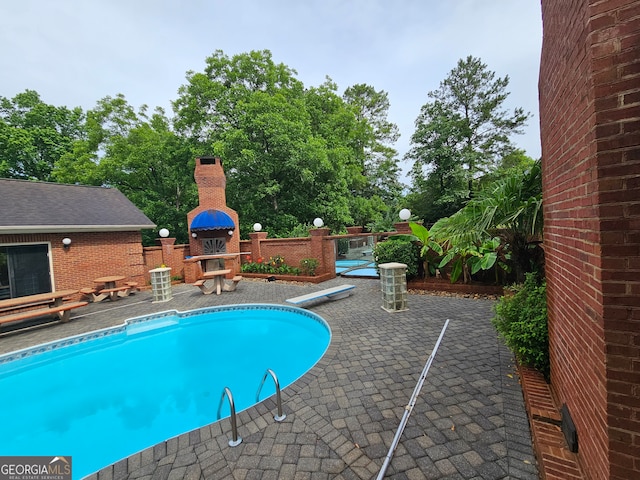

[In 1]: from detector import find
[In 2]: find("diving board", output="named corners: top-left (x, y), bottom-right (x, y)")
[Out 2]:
top-left (285, 284), bottom-right (356, 306)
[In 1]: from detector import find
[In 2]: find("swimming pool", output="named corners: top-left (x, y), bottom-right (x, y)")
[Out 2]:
top-left (336, 259), bottom-right (379, 278)
top-left (0, 304), bottom-right (330, 479)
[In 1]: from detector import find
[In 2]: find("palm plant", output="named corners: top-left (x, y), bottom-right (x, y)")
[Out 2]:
top-left (432, 161), bottom-right (543, 283)
top-left (388, 222), bottom-right (443, 277)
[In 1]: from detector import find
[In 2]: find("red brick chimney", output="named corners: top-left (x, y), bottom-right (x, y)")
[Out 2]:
top-left (187, 156), bottom-right (240, 261)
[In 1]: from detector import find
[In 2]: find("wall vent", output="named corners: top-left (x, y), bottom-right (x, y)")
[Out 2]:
top-left (561, 403), bottom-right (578, 453)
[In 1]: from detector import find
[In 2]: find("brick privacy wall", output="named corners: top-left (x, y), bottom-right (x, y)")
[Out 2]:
top-left (540, 1), bottom-right (640, 479)
top-left (252, 237), bottom-right (314, 270)
top-left (1, 232), bottom-right (148, 295)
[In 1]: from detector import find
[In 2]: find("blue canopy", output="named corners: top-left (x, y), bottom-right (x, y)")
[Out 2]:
top-left (190, 209), bottom-right (235, 231)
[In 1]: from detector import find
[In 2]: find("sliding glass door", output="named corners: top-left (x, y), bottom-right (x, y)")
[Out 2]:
top-left (0, 244), bottom-right (52, 299)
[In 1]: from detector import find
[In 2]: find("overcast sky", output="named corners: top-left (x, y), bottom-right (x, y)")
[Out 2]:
top-left (1, 1), bottom-right (543, 178)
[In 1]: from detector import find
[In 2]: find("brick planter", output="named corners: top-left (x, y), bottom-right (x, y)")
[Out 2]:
top-left (407, 277), bottom-right (504, 296)
top-left (518, 364), bottom-right (584, 480)
top-left (240, 272), bottom-right (334, 284)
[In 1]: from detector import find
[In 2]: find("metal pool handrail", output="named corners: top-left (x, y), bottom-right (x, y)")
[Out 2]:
top-left (217, 387), bottom-right (242, 447)
top-left (256, 368), bottom-right (286, 422)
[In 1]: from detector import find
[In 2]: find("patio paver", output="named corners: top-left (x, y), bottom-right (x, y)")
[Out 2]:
top-left (0, 277), bottom-right (539, 479)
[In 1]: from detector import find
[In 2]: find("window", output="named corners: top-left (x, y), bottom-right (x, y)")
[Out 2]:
top-left (0, 244), bottom-right (52, 299)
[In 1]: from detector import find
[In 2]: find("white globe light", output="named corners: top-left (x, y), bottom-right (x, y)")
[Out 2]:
top-left (313, 217), bottom-right (324, 228)
top-left (253, 223), bottom-right (262, 232)
top-left (399, 209), bottom-right (411, 221)
top-left (159, 228), bottom-right (170, 238)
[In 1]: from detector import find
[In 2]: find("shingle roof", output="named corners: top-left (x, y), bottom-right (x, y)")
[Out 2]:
top-left (0, 179), bottom-right (156, 233)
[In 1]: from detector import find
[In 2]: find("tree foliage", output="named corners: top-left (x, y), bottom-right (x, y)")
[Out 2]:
top-left (0, 90), bottom-right (85, 181)
top-left (1, 50), bottom-right (403, 244)
top-left (173, 50), bottom-right (401, 236)
top-left (406, 56), bottom-right (531, 224)
top-left (53, 95), bottom-right (198, 244)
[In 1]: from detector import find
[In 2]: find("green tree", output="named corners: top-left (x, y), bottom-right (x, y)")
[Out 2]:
top-left (100, 112), bottom-right (198, 245)
top-left (54, 95), bottom-right (198, 245)
top-left (173, 50), bottom-right (399, 236)
top-left (0, 90), bottom-right (85, 181)
top-left (342, 84), bottom-right (403, 228)
top-left (406, 56), bottom-right (530, 223)
top-left (343, 84), bottom-right (403, 202)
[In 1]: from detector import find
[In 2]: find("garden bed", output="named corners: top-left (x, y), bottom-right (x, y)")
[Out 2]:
top-left (239, 272), bottom-right (334, 284)
top-left (408, 277), bottom-right (504, 297)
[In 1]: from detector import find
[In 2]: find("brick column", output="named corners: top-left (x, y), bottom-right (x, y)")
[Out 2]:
top-left (249, 231), bottom-right (267, 262)
top-left (310, 228), bottom-right (331, 275)
top-left (159, 237), bottom-right (175, 267)
top-left (394, 222), bottom-right (411, 234)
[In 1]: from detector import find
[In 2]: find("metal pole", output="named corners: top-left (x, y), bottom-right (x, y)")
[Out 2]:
top-left (376, 319), bottom-right (450, 480)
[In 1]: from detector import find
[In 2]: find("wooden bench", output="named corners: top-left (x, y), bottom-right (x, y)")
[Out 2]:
top-left (98, 285), bottom-right (131, 301)
top-left (125, 281), bottom-right (139, 293)
top-left (0, 289), bottom-right (87, 330)
top-left (0, 301), bottom-right (88, 325)
top-left (223, 275), bottom-right (243, 292)
top-left (285, 284), bottom-right (356, 306)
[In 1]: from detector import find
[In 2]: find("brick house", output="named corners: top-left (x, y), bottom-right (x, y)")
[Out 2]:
top-left (0, 179), bottom-right (155, 299)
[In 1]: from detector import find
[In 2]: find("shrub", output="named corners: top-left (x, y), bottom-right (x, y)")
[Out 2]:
top-left (492, 273), bottom-right (549, 378)
top-left (373, 239), bottom-right (420, 278)
top-left (241, 256), bottom-right (301, 276)
top-left (300, 258), bottom-right (319, 276)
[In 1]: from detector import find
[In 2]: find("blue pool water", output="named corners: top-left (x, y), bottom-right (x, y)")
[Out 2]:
top-left (0, 304), bottom-right (330, 479)
top-left (336, 259), bottom-right (379, 278)
top-left (341, 267), bottom-right (379, 278)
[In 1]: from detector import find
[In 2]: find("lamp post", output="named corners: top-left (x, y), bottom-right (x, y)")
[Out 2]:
top-left (313, 217), bottom-right (324, 228)
top-left (395, 209), bottom-right (412, 233)
top-left (158, 228), bottom-right (173, 266)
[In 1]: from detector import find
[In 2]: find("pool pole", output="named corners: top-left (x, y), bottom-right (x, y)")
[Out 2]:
top-left (375, 319), bottom-right (450, 479)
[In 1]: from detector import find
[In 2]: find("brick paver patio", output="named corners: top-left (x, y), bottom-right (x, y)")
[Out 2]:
top-left (0, 277), bottom-right (539, 479)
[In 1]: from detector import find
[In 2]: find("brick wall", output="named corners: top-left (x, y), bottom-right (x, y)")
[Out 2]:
top-left (1, 231), bottom-right (148, 295)
top-left (540, 1), bottom-right (640, 478)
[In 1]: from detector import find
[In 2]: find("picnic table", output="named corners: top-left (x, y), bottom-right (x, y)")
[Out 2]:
top-left (92, 275), bottom-right (129, 302)
top-left (199, 269), bottom-right (232, 295)
top-left (0, 289), bottom-right (87, 328)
